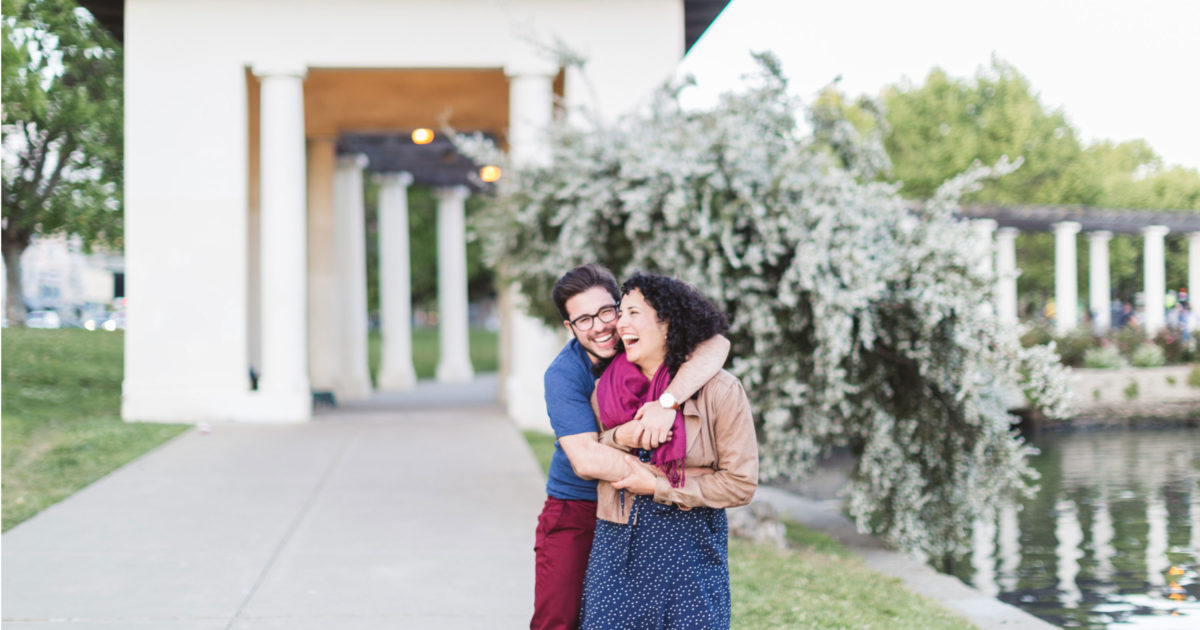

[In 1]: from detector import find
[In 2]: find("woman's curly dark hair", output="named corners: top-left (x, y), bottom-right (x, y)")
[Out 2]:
top-left (622, 273), bottom-right (728, 376)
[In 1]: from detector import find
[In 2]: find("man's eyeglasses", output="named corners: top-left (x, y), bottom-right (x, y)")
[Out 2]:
top-left (569, 305), bottom-right (619, 331)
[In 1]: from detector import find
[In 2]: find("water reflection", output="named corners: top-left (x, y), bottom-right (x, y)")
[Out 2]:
top-left (954, 427), bottom-right (1200, 629)
top-left (1056, 496), bottom-right (1084, 609)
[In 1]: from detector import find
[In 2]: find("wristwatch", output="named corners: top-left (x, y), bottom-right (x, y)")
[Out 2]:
top-left (658, 392), bottom-right (680, 410)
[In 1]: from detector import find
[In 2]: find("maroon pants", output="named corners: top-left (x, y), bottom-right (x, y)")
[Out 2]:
top-left (531, 496), bottom-right (597, 630)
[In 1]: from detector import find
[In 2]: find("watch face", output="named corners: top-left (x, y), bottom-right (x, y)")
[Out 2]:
top-left (659, 393), bottom-right (677, 409)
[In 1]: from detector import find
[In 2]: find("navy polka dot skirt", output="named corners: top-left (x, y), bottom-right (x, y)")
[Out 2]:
top-left (579, 494), bottom-right (730, 629)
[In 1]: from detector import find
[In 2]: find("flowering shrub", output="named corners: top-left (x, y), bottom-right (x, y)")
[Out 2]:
top-left (460, 54), bottom-right (1071, 556)
top-left (1021, 321), bottom-right (1195, 366)
top-left (1082, 345), bottom-right (1122, 369)
top-left (1131, 343), bottom-right (1167, 367)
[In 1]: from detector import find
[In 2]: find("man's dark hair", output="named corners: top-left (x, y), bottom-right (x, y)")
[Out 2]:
top-left (552, 264), bottom-right (621, 321)
top-left (621, 273), bottom-right (728, 376)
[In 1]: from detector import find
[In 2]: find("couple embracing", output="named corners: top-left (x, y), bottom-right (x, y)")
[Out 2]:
top-left (531, 264), bottom-right (759, 630)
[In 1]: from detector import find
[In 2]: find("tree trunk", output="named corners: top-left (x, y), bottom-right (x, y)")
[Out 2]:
top-left (3, 238), bottom-right (28, 326)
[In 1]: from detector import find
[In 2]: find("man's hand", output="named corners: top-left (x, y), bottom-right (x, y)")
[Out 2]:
top-left (611, 456), bottom-right (658, 495)
top-left (633, 403), bottom-right (676, 449)
top-left (614, 420), bottom-right (672, 448)
top-left (615, 420), bottom-right (674, 450)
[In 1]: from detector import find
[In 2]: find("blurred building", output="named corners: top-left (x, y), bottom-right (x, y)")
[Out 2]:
top-left (80, 0), bottom-right (729, 425)
top-left (0, 234), bottom-right (124, 322)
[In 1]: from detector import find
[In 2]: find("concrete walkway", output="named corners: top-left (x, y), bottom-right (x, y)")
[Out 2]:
top-left (2, 376), bottom-right (544, 629)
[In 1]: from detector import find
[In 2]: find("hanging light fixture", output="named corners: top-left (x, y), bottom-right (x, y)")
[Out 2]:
top-left (479, 165), bottom-right (502, 182)
top-left (412, 128), bottom-right (434, 145)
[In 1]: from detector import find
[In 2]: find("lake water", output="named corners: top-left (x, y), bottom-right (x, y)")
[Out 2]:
top-left (951, 427), bottom-right (1200, 629)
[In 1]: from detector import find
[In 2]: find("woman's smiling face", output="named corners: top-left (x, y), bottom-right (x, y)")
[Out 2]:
top-left (617, 289), bottom-right (668, 375)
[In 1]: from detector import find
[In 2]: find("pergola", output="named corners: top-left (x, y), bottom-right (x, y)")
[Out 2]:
top-left (958, 204), bottom-right (1200, 335)
top-left (83, 0), bottom-right (731, 426)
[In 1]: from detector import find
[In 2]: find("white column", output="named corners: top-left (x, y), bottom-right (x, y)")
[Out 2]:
top-left (506, 62), bottom-right (556, 166)
top-left (1052, 221), bottom-right (1081, 336)
top-left (307, 136), bottom-right (339, 392)
top-left (377, 172), bottom-right (417, 391)
top-left (995, 227), bottom-right (1020, 326)
top-left (254, 66), bottom-right (310, 419)
top-left (1188, 232), bottom-right (1200, 331)
top-left (334, 154), bottom-right (372, 400)
top-left (1087, 231), bottom-right (1113, 334)
top-left (434, 185), bottom-right (474, 383)
top-left (972, 219), bottom-right (997, 321)
top-left (503, 61), bottom-right (563, 429)
top-left (1142, 225), bottom-right (1170, 336)
top-left (971, 219), bottom-right (997, 277)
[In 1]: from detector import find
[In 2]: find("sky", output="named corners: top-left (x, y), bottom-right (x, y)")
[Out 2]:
top-left (676, 0), bottom-right (1200, 172)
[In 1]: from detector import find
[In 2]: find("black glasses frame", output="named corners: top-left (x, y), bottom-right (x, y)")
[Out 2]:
top-left (569, 304), bottom-right (619, 331)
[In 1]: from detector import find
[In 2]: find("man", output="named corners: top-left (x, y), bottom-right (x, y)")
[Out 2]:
top-left (532, 264), bottom-right (730, 630)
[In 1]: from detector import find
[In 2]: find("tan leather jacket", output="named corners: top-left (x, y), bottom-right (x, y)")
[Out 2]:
top-left (595, 370), bottom-right (758, 524)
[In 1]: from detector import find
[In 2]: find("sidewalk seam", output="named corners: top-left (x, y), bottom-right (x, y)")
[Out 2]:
top-left (224, 428), bottom-right (359, 630)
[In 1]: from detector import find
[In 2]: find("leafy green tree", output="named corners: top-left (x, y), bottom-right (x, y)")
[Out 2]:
top-left (883, 59), bottom-right (1093, 205)
top-left (2, 0), bottom-right (122, 325)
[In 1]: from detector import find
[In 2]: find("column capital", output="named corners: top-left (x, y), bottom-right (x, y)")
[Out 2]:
top-left (1141, 224), bottom-right (1170, 238)
top-left (1051, 221), bottom-right (1082, 234)
top-left (1086, 230), bottom-right (1113, 242)
top-left (377, 171), bottom-right (414, 188)
top-left (434, 185), bottom-right (471, 203)
top-left (252, 63), bottom-right (307, 80)
top-left (1188, 231), bottom-right (1200, 242)
top-left (971, 218), bottom-right (999, 231)
top-left (336, 153), bottom-right (369, 170)
top-left (996, 226), bottom-right (1020, 239)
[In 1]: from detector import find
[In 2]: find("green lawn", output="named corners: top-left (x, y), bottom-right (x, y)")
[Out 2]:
top-left (521, 428), bottom-right (977, 630)
top-left (1, 329), bottom-right (188, 531)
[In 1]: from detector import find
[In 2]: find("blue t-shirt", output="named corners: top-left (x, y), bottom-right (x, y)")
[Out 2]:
top-left (544, 338), bottom-right (602, 501)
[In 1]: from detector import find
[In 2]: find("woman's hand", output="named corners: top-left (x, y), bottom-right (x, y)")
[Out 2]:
top-left (634, 403), bottom-right (676, 449)
top-left (611, 456), bottom-right (658, 495)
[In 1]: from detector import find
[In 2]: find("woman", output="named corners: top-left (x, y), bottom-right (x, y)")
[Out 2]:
top-left (580, 273), bottom-right (758, 629)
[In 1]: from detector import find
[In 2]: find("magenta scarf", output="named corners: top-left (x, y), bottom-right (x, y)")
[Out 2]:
top-left (597, 353), bottom-right (686, 488)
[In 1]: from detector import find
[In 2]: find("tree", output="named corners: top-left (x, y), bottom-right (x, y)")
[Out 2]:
top-left (459, 54), bottom-right (1070, 557)
top-left (2, 0), bottom-right (122, 325)
top-left (878, 60), bottom-right (1200, 310)
top-left (883, 59), bottom-right (1093, 205)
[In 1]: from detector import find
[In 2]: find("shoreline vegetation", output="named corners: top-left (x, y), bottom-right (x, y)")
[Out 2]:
top-left (522, 429), bottom-right (978, 630)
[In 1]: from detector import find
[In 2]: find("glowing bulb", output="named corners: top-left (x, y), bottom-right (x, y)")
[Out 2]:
top-left (412, 128), bottom-right (434, 144)
top-left (479, 165), bottom-right (502, 182)
top-left (1168, 566), bottom-right (1185, 576)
